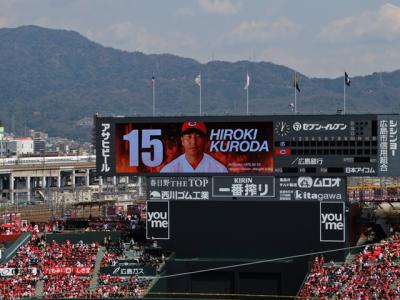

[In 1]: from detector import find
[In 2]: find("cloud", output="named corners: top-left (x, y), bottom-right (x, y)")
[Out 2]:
top-left (230, 18), bottom-right (296, 43)
top-left (257, 44), bottom-right (400, 78)
top-left (87, 22), bottom-right (197, 56)
top-left (0, 17), bottom-right (12, 27)
top-left (198, 0), bottom-right (241, 15)
top-left (0, 1), bottom-right (15, 27)
top-left (88, 22), bottom-right (169, 51)
top-left (105, 22), bottom-right (135, 42)
top-left (175, 7), bottom-right (194, 17)
top-left (320, 3), bottom-right (400, 43)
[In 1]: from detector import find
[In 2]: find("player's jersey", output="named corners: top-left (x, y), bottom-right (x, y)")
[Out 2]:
top-left (160, 153), bottom-right (228, 173)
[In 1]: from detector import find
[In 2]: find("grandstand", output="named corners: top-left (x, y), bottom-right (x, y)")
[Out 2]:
top-left (298, 231), bottom-right (400, 299)
top-left (0, 188), bottom-right (398, 299)
top-left (0, 213), bottom-right (168, 299)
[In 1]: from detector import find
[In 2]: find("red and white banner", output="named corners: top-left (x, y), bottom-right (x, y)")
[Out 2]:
top-left (74, 266), bottom-right (91, 275)
top-left (44, 266), bottom-right (91, 276)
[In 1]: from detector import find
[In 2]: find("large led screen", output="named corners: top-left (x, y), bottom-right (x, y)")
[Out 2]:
top-left (115, 121), bottom-right (273, 174)
top-left (96, 118), bottom-right (274, 175)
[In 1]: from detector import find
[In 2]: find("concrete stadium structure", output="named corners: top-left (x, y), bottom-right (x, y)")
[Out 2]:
top-left (0, 155), bottom-right (145, 205)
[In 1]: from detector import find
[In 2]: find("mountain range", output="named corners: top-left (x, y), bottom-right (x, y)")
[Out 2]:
top-left (0, 25), bottom-right (399, 141)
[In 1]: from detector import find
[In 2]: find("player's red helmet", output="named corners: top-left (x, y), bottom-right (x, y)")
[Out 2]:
top-left (181, 121), bottom-right (207, 135)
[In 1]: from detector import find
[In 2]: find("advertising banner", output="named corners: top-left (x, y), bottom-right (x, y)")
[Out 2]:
top-left (146, 201), bottom-right (170, 240)
top-left (0, 268), bottom-right (38, 277)
top-left (212, 176), bottom-right (275, 198)
top-left (148, 176), bottom-right (275, 199)
top-left (0, 268), bottom-right (15, 277)
top-left (320, 202), bottom-right (345, 242)
top-left (44, 266), bottom-right (91, 276)
top-left (44, 267), bottom-right (73, 275)
top-left (147, 176), bottom-right (345, 201)
top-left (278, 177), bottom-right (346, 201)
top-left (148, 177), bottom-right (211, 200)
top-left (74, 266), bottom-right (92, 275)
top-left (100, 266), bottom-right (156, 277)
top-left (378, 115), bottom-right (400, 176)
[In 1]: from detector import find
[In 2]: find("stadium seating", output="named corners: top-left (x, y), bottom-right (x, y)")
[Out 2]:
top-left (299, 232), bottom-right (400, 299)
top-left (0, 217), bottom-right (166, 298)
top-left (92, 274), bottom-right (150, 298)
top-left (0, 233), bottom-right (42, 298)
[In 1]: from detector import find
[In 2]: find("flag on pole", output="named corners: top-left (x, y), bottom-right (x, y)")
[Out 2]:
top-left (345, 72), bottom-right (351, 86)
top-left (294, 74), bottom-right (300, 92)
top-left (244, 72), bottom-right (250, 90)
top-left (149, 75), bottom-right (155, 86)
top-left (195, 74), bottom-right (201, 86)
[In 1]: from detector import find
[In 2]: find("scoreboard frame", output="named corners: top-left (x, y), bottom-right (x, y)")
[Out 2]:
top-left (96, 114), bottom-right (400, 177)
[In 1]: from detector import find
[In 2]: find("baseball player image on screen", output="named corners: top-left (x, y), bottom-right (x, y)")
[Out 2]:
top-left (160, 121), bottom-right (228, 173)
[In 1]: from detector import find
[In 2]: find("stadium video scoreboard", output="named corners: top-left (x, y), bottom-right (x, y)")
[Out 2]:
top-left (274, 114), bottom-right (399, 176)
top-left (96, 114), bottom-right (400, 177)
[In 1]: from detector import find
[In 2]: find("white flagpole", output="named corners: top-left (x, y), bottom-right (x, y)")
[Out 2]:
top-left (343, 72), bottom-right (346, 114)
top-left (199, 72), bottom-right (202, 116)
top-left (152, 78), bottom-right (155, 117)
top-left (245, 72), bottom-right (250, 115)
top-left (246, 88), bottom-right (249, 115)
top-left (246, 86), bottom-right (249, 115)
top-left (294, 72), bottom-right (297, 114)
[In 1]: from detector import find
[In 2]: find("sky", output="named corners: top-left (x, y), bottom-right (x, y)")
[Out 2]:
top-left (1, 0), bottom-right (400, 78)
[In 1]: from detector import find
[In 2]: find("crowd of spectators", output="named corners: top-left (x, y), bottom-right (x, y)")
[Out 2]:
top-left (0, 232), bottom-right (43, 299)
top-left (0, 274), bottom-right (38, 299)
top-left (299, 232), bottom-right (400, 299)
top-left (0, 214), bottom-right (21, 236)
top-left (101, 238), bottom-right (166, 270)
top-left (0, 206), bottom-right (169, 299)
top-left (50, 274), bottom-right (151, 298)
top-left (93, 212), bottom-right (168, 271)
top-left (20, 220), bottom-right (63, 233)
top-left (0, 224), bottom-right (20, 236)
top-left (92, 274), bottom-right (150, 298)
top-left (43, 275), bottom-right (92, 298)
top-left (0, 250), bottom-right (39, 298)
top-left (42, 240), bottom-right (99, 298)
top-left (44, 240), bottom-right (98, 269)
top-left (88, 214), bottom-right (138, 232)
top-left (101, 250), bottom-right (120, 267)
top-left (139, 249), bottom-right (166, 269)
